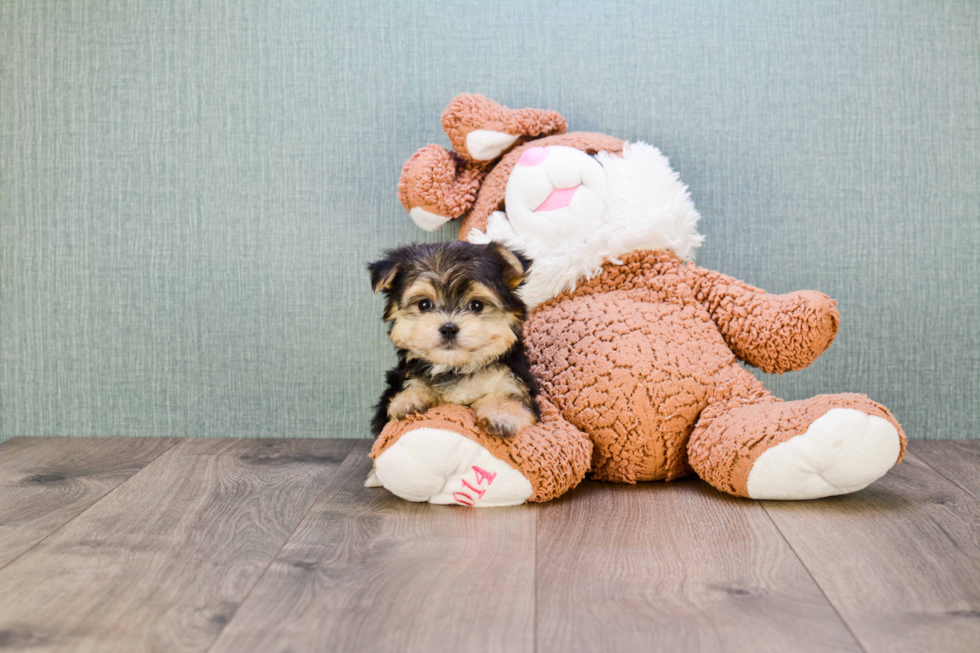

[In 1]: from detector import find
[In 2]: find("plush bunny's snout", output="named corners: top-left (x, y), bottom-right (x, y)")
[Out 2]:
top-left (504, 145), bottom-right (608, 243)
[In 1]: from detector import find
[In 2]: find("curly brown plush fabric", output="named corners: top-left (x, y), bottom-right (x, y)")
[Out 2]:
top-left (373, 246), bottom-right (907, 501)
top-left (524, 249), bottom-right (905, 486)
top-left (441, 93), bottom-right (567, 163)
top-left (377, 94), bottom-right (907, 505)
top-left (371, 398), bottom-right (593, 503)
top-left (685, 266), bottom-right (840, 374)
top-left (397, 144), bottom-right (488, 219)
top-left (511, 397), bottom-right (593, 502)
top-left (526, 251), bottom-right (729, 482)
top-left (687, 363), bottom-right (906, 496)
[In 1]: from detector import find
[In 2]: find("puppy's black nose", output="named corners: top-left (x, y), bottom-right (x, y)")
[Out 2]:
top-left (439, 323), bottom-right (459, 338)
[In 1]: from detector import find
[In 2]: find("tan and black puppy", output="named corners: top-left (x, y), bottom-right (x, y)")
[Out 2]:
top-left (369, 241), bottom-right (539, 438)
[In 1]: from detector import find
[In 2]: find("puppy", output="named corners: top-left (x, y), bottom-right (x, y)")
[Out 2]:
top-left (369, 241), bottom-right (540, 438)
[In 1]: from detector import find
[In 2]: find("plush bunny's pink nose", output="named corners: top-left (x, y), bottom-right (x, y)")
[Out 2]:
top-left (517, 147), bottom-right (549, 166)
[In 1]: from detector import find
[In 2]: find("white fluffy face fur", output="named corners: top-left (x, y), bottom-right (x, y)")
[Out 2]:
top-left (468, 142), bottom-right (704, 308)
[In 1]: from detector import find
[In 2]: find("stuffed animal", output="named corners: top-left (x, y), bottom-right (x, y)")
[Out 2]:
top-left (368, 94), bottom-right (906, 507)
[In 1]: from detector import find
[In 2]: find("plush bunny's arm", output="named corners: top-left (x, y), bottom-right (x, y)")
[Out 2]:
top-left (684, 264), bottom-right (840, 374)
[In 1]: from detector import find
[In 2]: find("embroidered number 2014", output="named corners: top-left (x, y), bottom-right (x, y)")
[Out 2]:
top-left (453, 466), bottom-right (497, 506)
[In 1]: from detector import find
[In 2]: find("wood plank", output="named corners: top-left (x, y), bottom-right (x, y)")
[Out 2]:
top-left (763, 452), bottom-right (980, 653)
top-left (0, 436), bottom-right (178, 569)
top-left (908, 440), bottom-right (980, 500)
top-left (0, 437), bottom-right (355, 653)
top-left (535, 478), bottom-right (860, 653)
top-left (208, 440), bottom-right (536, 653)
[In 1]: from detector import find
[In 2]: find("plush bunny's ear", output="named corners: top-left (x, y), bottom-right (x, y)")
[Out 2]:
top-left (398, 144), bottom-right (487, 232)
top-left (442, 94), bottom-right (567, 163)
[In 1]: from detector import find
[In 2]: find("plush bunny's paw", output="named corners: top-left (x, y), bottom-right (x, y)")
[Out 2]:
top-left (746, 408), bottom-right (901, 500)
top-left (373, 427), bottom-right (533, 507)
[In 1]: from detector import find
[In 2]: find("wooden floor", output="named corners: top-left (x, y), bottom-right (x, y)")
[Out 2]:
top-left (0, 438), bottom-right (978, 653)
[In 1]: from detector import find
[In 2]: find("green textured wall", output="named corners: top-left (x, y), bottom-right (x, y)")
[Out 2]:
top-left (1, 0), bottom-right (978, 442)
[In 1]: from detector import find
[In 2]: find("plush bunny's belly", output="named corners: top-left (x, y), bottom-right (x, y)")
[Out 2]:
top-left (526, 290), bottom-right (736, 483)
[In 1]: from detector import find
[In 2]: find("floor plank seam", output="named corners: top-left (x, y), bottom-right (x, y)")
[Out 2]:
top-left (532, 504), bottom-right (538, 653)
top-left (201, 438), bottom-right (358, 653)
top-left (906, 449), bottom-right (980, 502)
top-left (0, 437), bottom-right (182, 574)
top-left (758, 501), bottom-right (869, 653)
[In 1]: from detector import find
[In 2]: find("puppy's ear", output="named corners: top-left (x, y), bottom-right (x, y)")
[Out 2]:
top-left (368, 256), bottom-right (400, 294)
top-left (492, 243), bottom-right (531, 290)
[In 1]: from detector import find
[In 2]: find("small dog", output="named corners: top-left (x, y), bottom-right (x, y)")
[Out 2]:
top-left (369, 241), bottom-right (540, 438)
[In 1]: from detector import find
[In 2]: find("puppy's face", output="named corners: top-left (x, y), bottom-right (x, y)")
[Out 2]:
top-left (369, 242), bottom-right (530, 370)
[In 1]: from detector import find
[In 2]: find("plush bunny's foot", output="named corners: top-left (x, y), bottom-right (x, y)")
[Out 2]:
top-left (688, 366), bottom-right (907, 500)
top-left (744, 408), bottom-right (901, 499)
top-left (373, 427), bottom-right (533, 507)
top-left (371, 403), bottom-right (592, 506)
top-left (364, 467), bottom-right (382, 488)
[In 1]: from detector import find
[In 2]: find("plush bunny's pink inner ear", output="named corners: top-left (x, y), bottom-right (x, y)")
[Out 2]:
top-left (398, 144), bottom-right (487, 231)
top-left (442, 94), bottom-right (567, 163)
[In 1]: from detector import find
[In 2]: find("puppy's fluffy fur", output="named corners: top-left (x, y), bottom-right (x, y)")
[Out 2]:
top-left (369, 241), bottom-right (540, 438)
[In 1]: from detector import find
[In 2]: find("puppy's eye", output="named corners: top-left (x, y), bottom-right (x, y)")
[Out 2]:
top-left (468, 300), bottom-right (484, 313)
top-left (418, 299), bottom-right (433, 312)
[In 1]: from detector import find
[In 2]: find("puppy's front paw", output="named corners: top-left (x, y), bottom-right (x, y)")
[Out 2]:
top-left (475, 399), bottom-right (537, 438)
top-left (387, 390), bottom-right (437, 421)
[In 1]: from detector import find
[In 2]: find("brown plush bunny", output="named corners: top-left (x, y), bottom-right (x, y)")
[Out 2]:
top-left (368, 94), bottom-right (906, 507)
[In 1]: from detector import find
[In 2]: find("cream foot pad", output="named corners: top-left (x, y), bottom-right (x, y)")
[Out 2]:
top-left (373, 428), bottom-right (533, 507)
top-left (746, 408), bottom-right (901, 500)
